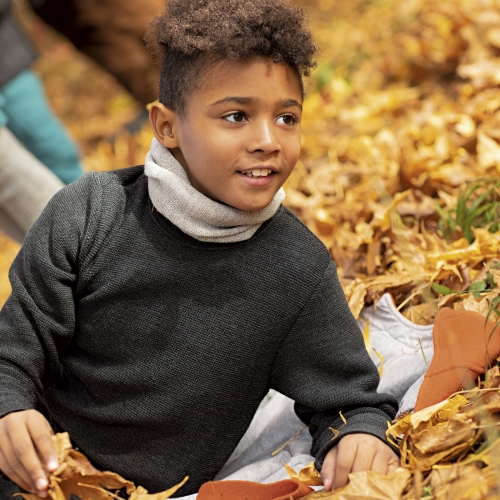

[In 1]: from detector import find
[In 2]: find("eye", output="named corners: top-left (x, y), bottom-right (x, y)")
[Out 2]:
top-left (276, 114), bottom-right (299, 126)
top-left (223, 112), bottom-right (247, 123)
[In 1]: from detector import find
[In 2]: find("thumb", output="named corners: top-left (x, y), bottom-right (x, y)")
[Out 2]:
top-left (320, 446), bottom-right (337, 491)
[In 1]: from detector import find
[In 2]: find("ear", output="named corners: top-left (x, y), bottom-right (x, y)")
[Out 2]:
top-left (149, 102), bottom-right (180, 148)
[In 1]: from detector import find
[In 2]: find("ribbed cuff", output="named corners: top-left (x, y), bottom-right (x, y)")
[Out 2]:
top-left (313, 409), bottom-right (399, 472)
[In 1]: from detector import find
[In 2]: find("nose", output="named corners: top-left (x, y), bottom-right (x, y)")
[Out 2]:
top-left (248, 119), bottom-right (281, 155)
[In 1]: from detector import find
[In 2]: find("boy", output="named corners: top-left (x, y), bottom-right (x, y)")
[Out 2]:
top-left (0, 0), bottom-right (399, 497)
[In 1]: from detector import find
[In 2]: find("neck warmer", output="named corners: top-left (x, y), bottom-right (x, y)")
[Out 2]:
top-left (144, 138), bottom-right (285, 243)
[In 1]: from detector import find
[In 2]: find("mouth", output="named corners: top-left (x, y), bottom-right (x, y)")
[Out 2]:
top-left (237, 167), bottom-right (277, 178)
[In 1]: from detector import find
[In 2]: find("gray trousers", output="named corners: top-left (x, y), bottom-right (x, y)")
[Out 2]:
top-left (0, 127), bottom-right (63, 243)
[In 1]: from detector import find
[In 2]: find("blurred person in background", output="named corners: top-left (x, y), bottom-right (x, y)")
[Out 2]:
top-left (0, 98), bottom-right (63, 244)
top-left (0, 0), bottom-right (84, 185)
top-left (28, 0), bottom-right (162, 108)
top-left (0, 0), bottom-right (164, 246)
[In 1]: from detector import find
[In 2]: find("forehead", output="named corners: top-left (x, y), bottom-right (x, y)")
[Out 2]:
top-left (192, 57), bottom-right (303, 105)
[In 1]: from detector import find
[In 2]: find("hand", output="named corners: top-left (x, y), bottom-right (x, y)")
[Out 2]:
top-left (0, 410), bottom-right (59, 497)
top-left (320, 433), bottom-right (399, 491)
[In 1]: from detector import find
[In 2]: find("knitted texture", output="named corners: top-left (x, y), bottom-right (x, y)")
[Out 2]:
top-left (145, 138), bottom-right (285, 243)
top-left (0, 167), bottom-right (397, 496)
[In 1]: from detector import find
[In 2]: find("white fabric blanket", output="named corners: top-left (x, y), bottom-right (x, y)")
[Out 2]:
top-left (358, 293), bottom-right (434, 414)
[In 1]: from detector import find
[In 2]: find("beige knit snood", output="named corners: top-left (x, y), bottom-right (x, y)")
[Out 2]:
top-left (145, 138), bottom-right (285, 243)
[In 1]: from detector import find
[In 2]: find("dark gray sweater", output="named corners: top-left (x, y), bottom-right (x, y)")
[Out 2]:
top-left (0, 167), bottom-right (397, 496)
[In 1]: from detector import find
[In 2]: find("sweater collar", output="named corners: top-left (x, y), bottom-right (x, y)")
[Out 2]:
top-left (144, 139), bottom-right (285, 243)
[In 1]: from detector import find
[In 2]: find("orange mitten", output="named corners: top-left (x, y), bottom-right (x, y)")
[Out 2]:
top-left (415, 308), bottom-right (499, 412)
top-left (197, 478), bottom-right (313, 500)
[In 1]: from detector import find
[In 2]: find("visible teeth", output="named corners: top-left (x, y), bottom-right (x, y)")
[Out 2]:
top-left (242, 169), bottom-right (273, 177)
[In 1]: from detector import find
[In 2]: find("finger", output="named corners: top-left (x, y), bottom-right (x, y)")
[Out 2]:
top-left (320, 446), bottom-right (337, 491)
top-left (387, 452), bottom-right (400, 473)
top-left (0, 430), bottom-right (37, 493)
top-left (5, 417), bottom-right (49, 496)
top-left (352, 450), bottom-right (375, 472)
top-left (26, 415), bottom-right (58, 472)
top-left (0, 447), bottom-right (33, 493)
top-left (369, 450), bottom-right (389, 475)
top-left (332, 439), bottom-right (357, 490)
top-left (0, 421), bottom-right (34, 490)
top-left (350, 438), bottom-right (375, 474)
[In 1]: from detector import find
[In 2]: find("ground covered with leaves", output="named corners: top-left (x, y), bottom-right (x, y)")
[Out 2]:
top-left (6, 0), bottom-right (500, 498)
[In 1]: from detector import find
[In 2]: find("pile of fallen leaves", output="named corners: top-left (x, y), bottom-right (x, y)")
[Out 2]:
top-left (18, 433), bottom-right (187, 500)
top-left (392, 368), bottom-right (500, 500)
top-left (283, 366), bottom-right (500, 499)
top-left (284, 0), bottom-right (500, 325)
top-left (388, 381), bottom-right (500, 500)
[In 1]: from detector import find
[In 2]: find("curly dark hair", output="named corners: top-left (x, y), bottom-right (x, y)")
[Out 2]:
top-left (144, 0), bottom-right (317, 114)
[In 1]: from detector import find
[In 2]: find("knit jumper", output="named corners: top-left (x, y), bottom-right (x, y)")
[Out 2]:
top-left (0, 167), bottom-right (397, 496)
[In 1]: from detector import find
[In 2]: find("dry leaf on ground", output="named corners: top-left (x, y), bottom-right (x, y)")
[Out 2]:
top-left (16, 433), bottom-right (188, 500)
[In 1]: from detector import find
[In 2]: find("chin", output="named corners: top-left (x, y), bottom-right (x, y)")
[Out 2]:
top-left (222, 189), bottom-right (278, 211)
top-left (234, 199), bottom-right (274, 212)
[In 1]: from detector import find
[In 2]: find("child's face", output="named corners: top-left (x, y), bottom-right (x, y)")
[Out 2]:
top-left (150, 57), bottom-right (303, 211)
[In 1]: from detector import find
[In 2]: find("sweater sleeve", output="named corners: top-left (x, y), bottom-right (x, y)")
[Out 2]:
top-left (0, 173), bottom-right (99, 418)
top-left (269, 260), bottom-right (398, 471)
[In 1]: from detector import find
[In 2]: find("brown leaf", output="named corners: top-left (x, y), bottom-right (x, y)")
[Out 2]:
top-left (58, 479), bottom-right (120, 500)
top-left (18, 434), bottom-right (135, 500)
top-left (411, 415), bottom-right (476, 454)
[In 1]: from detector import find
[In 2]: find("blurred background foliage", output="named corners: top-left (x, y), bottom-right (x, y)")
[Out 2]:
top-left (2, 0), bottom-right (500, 324)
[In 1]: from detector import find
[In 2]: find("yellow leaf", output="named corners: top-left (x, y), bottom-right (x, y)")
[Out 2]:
top-left (284, 462), bottom-right (323, 486)
top-left (362, 319), bottom-right (371, 354)
top-left (477, 130), bottom-right (500, 171)
top-left (455, 115), bottom-right (476, 138)
top-left (372, 348), bottom-right (384, 377)
top-left (410, 395), bottom-right (470, 430)
top-left (302, 468), bottom-right (411, 499)
top-left (462, 294), bottom-right (492, 317)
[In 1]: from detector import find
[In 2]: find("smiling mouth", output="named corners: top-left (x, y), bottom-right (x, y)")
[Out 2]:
top-left (239, 169), bottom-right (276, 178)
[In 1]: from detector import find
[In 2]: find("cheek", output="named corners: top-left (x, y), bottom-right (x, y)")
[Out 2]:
top-left (188, 132), bottom-right (234, 165)
top-left (201, 138), bottom-right (241, 174)
top-left (181, 136), bottom-right (219, 173)
top-left (284, 134), bottom-right (302, 166)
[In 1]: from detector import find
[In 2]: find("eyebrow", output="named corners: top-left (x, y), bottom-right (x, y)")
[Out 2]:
top-left (210, 96), bottom-right (302, 110)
